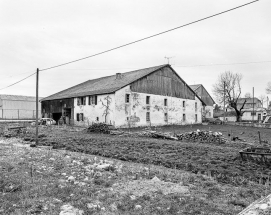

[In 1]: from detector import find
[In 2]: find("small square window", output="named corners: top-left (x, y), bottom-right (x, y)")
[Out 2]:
top-left (146, 96), bottom-right (150, 105)
top-left (125, 94), bottom-right (130, 103)
top-left (89, 95), bottom-right (97, 105)
top-left (164, 113), bottom-right (168, 122)
top-left (164, 99), bottom-right (167, 106)
top-left (77, 97), bottom-right (86, 106)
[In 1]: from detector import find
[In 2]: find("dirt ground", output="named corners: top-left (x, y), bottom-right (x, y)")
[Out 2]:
top-left (1, 124), bottom-right (271, 214)
top-left (18, 124), bottom-right (271, 186)
top-left (2, 137), bottom-right (266, 215)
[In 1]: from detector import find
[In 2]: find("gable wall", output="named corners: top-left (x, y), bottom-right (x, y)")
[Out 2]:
top-left (130, 67), bottom-right (195, 99)
top-left (114, 85), bottom-right (202, 128)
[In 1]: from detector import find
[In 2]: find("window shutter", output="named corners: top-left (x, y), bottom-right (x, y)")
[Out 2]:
top-left (83, 97), bottom-right (86, 105)
top-left (95, 96), bottom-right (97, 105)
top-left (77, 98), bottom-right (80, 106)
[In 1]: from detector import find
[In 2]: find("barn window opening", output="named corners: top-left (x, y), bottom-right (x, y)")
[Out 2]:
top-left (146, 112), bottom-right (150, 122)
top-left (146, 96), bottom-right (150, 105)
top-left (164, 113), bottom-right (168, 122)
top-left (125, 94), bottom-right (130, 103)
top-left (164, 98), bottom-right (167, 106)
top-left (89, 95), bottom-right (97, 105)
top-left (77, 113), bottom-right (84, 121)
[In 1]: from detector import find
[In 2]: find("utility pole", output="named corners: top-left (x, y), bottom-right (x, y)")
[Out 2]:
top-left (252, 87), bottom-right (254, 122)
top-left (35, 68), bottom-right (39, 146)
top-left (223, 81), bottom-right (226, 124)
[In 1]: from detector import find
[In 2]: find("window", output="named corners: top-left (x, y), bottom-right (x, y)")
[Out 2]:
top-left (164, 98), bottom-right (167, 106)
top-left (146, 112), bottom-right (150, 122)
top-left (183, 114), bottom-right (186, 121)
top-left (89, 95), bottom-right (97, 105)
top-left (195, 114), bottom-right (197, 122)
top-left (195, 102), bottom-right (197, 111)
top-left (251, 112), bottom-right (256, 116)
top-left (76, 113), bottom-right (84, 121)
top-left (96, 117), bottom-right (99, 121)
top-left (77, 97), bottom-right (86, 106)
top-left (164, 113), bottom-right (168, 122)
top-left (146, 96), bottom-right (150, 105)
top-left (183, 101), bottom-right (185, 108)
top-left (125, 94), bottom-right (130, 103)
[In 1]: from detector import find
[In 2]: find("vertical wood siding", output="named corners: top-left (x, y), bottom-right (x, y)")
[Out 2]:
top-left (195, 86), bottom-right (215, 106)
top-left (130, 67), bottom-right (195, 99)
top-left (41, 98), bottom-right (74, 113)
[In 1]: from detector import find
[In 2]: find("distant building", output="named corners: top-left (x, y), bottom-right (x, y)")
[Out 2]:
top-left (237, 98), bottom-right (262, 109)
top-left (0, 95), bottom-right (41, 120)
top-left (189, 84), bottom-right (215, 119)
top-left (41, 64), bottom-right (205, 127)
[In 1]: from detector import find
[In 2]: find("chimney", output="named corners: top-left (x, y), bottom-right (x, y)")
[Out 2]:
top-left (116, 73), bottom-right (122, 80)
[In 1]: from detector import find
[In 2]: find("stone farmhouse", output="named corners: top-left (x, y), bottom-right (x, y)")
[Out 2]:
top-left (189, 84), bottom-right (215, 119)
top-left (41, 64), bottom-right (206, 127)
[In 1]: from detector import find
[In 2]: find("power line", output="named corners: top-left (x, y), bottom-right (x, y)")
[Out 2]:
top-left (40, 0), bottom-right (259, 71)
top-left (0, 72), bottom-right (36, 91)
top-left (54, 60), bottom-right (271, 70)
top-left (175, 60), bottom-right (271, 68)
top-left (0, 0), bottom-right (260, 91)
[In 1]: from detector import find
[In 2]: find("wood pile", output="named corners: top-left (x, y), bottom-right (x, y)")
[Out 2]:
top-left (176, 130), bottom-right (227, 144)
top-left (87, 123), bottom-right (116, 134)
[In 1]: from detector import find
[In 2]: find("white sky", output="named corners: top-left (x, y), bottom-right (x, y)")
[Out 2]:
top-left (0, 0), bottom-right (270, 105)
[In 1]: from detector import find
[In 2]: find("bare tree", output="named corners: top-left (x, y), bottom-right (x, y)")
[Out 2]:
top-left (266, 82), bottom-right (271, 94)
top-left (258, 94), bottom-right (266, 107)
top-left (213, 71), bottom-right (246, 122)
top-left (100, 95), bottom-right (112, 123)
top-left (244, 92), bottom-right (251, 98)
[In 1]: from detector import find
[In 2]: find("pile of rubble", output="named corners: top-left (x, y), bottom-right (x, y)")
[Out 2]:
top-left (176, 130), bottom-right (227, 144)
top-left (87, 123), bottom-right (116, 134)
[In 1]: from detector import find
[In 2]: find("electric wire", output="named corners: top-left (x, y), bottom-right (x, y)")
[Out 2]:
top-left (0, 72), bottom-right (36, 90)
top-left (40, 0), bottom-right (259, 71)
top-left (0, 0), bottom-right (259, 91)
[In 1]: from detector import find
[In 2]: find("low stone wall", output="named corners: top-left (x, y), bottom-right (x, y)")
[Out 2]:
top-left (226, 122), bottom-right (271, 129)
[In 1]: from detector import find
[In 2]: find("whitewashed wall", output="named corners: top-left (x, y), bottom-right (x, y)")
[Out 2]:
top-left (73, 93), bottom-right (115, 126)
top-left (114, 85), bottom-right (202, 128)
top-left (205, 105), bottom-right (214, 118)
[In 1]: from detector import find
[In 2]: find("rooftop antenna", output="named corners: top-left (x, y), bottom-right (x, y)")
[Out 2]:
top-left (165, 56), bottom-right (174, 65)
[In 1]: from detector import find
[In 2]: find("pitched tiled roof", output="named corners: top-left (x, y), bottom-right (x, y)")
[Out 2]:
top-left (41, 64), bottom-right (168, 101)
top-left (0, 94), bottom-right (42, 102)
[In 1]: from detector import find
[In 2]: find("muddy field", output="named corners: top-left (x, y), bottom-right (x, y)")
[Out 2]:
top-left (19, 124), bottom-right (271, 186)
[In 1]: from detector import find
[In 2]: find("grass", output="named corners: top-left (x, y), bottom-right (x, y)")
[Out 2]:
top-left (1, 136), bottom-right (271, 214)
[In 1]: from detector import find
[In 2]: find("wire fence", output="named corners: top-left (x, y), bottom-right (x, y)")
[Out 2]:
top-left (0, 109), bottom-right (41, 120)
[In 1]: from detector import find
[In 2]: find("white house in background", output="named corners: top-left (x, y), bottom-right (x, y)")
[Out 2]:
top-left (41, 64), bottom-right (205, 127)
top-left (189, 84), bottom-right (215, 119)
top-left (0, 94), bottom-right (42, 119)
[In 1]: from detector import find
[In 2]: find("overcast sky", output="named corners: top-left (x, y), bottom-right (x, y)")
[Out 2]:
top-left (0, 0), bottom-right (270, 106)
